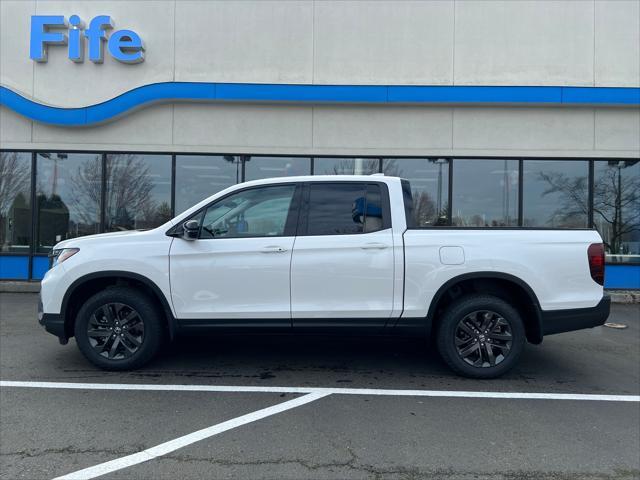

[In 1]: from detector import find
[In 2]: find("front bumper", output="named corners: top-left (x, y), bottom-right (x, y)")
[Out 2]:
top-left (541, 294), bottom-right (611, 336)
top-left (38, 295), bottom-right (68, 344)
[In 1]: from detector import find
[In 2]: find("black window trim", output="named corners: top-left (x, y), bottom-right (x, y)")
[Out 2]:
top-left (167, 182), bottom-right (303, 240)
top-left (298, 181), bottom-right (392, 237)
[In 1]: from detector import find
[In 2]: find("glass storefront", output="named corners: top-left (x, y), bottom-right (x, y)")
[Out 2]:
top-left (0, 151), bottom-right (31, 253)
top-left (523, 160), bottom-right (589, 228)
top-left (452, 159), bottom-right (519, 227)
top-left (593, 160), bottom-right (640, 260)
top-left (0, 151), bottom-right (638, 282)
top-left (175, 155), bottom-right (241, 214)
top-left (105, 154), bottom-right (172, 232)
top-left (35, 153), bottom-right (101, 253)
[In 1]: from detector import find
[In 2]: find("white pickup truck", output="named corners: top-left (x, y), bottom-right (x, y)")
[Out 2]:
top-left (39, 175), bottom-right (610, 378)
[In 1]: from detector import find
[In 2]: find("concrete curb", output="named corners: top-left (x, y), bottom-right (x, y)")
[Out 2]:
top-left (1, 281), bottom-right (638, 303)
top-left (0, 281), bottom-right (41, 293)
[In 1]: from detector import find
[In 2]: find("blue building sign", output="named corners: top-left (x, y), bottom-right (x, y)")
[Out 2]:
top-left (30, 15), bottom-right (144, 64)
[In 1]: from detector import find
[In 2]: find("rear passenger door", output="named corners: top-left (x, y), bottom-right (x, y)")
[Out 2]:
top-left (290, 182), bottom-right (395, 326)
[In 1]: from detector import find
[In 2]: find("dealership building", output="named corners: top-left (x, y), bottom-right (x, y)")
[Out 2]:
top-left (0, 0), bottom-right (639, 288)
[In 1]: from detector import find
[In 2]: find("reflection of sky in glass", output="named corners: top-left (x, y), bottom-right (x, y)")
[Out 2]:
top-left (314, 158), bottom-right (379, 175)
top-left (176, 156), bottom-right (240, 214)
top-left (384, 158), bottom-right (449, 225)
top-left (523, 160), bottom-right (588, 228)
top-left (245, 157), bottom-right (310, 180)
top-left (453, 160), bottom-right (518, 226)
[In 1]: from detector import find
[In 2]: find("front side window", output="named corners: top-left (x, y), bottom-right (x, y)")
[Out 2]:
top-left (306, 183), bottom-right (386, 236)
top-left (200, 185), bottom-right (296, 239)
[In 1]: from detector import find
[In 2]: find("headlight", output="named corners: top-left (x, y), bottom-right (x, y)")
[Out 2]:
top-left (49, 248), bottom-right (80, 267)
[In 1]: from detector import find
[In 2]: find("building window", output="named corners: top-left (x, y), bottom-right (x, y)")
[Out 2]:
top-left (0, 152), bottom-right (31, 253)
top-left (35, 153), bottom-right (101, 253)
top-left (314, 157), bottom-right (380, 175)
top-left (593, 160), bottom-right (640, 259)
top-left (452, 159), bottom-right (519, 227)
top-left (175, 155), bottom-right (241, 215)
top-left (105, 154), bottom-right (172, 232)
top-left (523, 160), bottom-right (589, 228)
top-left (244, 156), bottom-right (311, 181)
top-left (384, 158), bottom-right (449, 226)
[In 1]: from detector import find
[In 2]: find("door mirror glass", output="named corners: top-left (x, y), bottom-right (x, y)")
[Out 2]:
top-left (182, 219), bottom-right (200, 240)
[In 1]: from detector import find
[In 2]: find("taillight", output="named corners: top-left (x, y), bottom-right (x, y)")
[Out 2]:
top-left (587, 243), bottom-right (605, 286)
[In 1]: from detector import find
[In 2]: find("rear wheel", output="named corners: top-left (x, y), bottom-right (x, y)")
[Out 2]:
top-left (436, 294), bottom-right (525, 378)
top-left (74, 287), bottom-right (163, 370)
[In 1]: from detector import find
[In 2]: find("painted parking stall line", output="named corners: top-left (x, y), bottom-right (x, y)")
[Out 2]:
top-left (52, 391), bottom-right (330, 480)
top-left (1, 380), bottom-right (638, 402)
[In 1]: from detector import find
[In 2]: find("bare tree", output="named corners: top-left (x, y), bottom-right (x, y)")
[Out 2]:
top-left (0, 152), bottom-right (30, 216)
top-left (539, 163), bottom-right (640, 252)
top-left (593, 163), bottom-right (640, 254)
top-left (0, 152), bottom-right (31, 248)
top-left (69, 154), bottom-right (157, 230)
top-left (538, 171), bottom-right (589, 228)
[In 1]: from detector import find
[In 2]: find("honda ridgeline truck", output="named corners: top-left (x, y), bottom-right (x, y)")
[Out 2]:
top-left (39, 175), bottom-right (610, 378)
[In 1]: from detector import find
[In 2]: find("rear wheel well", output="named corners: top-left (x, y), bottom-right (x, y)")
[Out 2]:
top-left (430, 277), bottom-right (542, 344)
top-left (63, 276), bottom-right (174, 340)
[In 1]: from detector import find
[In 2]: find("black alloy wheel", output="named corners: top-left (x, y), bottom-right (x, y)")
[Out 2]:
top-left (75, 287), bottom-right (164, 370)
top-left (454, 310), bottom-right (513, 368)
top-left (436, 294), bottom-right (525, 378)
top-left (86, 303), bottom-right (145, 360)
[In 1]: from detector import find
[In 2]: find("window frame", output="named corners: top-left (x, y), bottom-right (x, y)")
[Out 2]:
top-left (298, 181), bottom-right (392, 237)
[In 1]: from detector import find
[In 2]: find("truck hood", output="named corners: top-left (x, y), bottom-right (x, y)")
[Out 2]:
top-left (52, 229), bottom-right (150, 250)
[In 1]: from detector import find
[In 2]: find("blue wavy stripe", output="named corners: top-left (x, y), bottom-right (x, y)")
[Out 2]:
top-left (1, 82), bottom-right (639, 127)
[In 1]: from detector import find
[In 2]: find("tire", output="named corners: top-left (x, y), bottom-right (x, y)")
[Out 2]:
top-left (436, 294), bottom-right (525, 379)
top-left (74, 287), bottom-right (164, 370)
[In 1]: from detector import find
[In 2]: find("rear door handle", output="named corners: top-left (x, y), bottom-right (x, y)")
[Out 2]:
top-left (260, 246), bottom-right (288, 253)
top-left (360, 243), bottom-right (390, 250)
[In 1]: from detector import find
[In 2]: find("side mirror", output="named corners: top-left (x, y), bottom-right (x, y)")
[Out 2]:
top-left (182, 220), bottom-right (200, 240)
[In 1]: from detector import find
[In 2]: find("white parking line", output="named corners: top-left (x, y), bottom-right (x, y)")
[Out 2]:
top-left (52, 391), bottom-right (330, 480)
top-left (1, 380), bottom-right (639, 402)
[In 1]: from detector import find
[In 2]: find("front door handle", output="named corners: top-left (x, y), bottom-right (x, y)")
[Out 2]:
top-left (360, 243), bottom-right (390, 250)
top-left (260, 246), bottom-right (288, 253)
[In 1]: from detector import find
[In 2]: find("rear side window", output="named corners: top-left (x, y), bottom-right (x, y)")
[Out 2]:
top-left (305, 183), bottom-right (388, 236)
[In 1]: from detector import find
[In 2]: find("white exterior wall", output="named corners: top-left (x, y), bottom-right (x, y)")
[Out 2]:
top-left (1, 0), bottom-right (639, 157)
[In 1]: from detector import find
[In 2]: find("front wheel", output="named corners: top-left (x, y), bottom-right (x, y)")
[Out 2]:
top-left (74, 287), bottom-right (164, 370)
top-left (436, 294), bottom-right (525, 378)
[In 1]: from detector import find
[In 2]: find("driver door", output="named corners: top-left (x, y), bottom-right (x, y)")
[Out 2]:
top-left (169, 183), bottom-right (301, 323)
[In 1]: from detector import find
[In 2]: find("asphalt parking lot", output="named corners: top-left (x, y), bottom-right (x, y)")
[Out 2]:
top-left (1, 292), bottom-right (639, 480)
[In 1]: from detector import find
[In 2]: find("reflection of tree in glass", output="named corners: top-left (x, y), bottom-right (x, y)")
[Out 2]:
top-left (537, 171), bottom-right (589, 228)
top-left (70, 154), bottom-right (162, 230)
top-left (0, 152), bottom-right (30, 248)
top-left (0, 152), bottom-right (30, 217)
top-left (593, 162), bottom-right (639, 254)
top-left (68, 156), bottom-right (101, 228)
top-left (330, 158), bottom-right (379, 175)
top-left (539, 164), bottom-right (640, 253)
